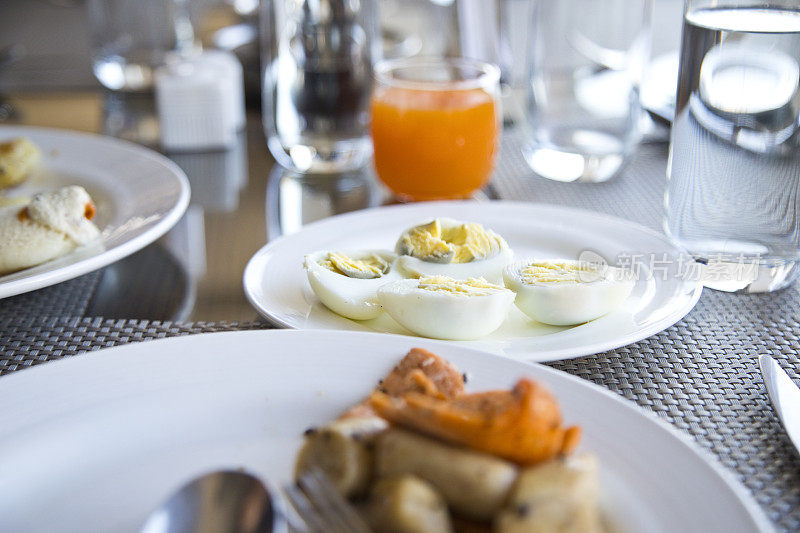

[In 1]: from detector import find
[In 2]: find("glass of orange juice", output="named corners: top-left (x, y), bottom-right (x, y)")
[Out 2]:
top-left (370, 57), bottom-right (501, 201)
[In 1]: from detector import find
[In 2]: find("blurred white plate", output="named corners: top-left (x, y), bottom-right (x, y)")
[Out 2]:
top-left (244, 201), bottom-right (702, 362)
top-left (0, 330), bottom-right (769, 532)
top-left (0, 125), bottom-right (190, 298)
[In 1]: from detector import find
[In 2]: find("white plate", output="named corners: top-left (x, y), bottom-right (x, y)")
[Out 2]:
top-left (244, 201), bottom-right (702, 362)
top-left (0, 126), bottom-right (190, 298)
top-left (0, 330), bottom-right (769, 532)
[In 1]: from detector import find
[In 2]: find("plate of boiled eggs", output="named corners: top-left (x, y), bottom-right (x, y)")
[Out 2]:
top-left (244, 201), bottom-right (702, 362)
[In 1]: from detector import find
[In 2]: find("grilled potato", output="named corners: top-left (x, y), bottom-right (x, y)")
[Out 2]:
top-left (367, 475), bottom-right (453, 533)
top-left (294, 416), bottom-right (388, 498)
top-left (375, 429), bottom-right (518, 520)
top-left (495, 454), bottom-right (603, 533)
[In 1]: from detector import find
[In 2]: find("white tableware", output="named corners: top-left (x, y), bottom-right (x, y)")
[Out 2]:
top-left (243, 201), bottom-right (703, 362)
top-left (0, 330), bottom-right (768, 532)
top-left (759, 354), bottom-right (800, 455)
top-left (0, 125), bottom-right (190, 299)
top-left (139, 470), bottom-right (281, 533)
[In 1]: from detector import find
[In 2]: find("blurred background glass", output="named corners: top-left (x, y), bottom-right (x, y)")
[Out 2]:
top-left (87, 0), bottom-right (196, 92)
top-left (523, 0), bottom-right (653, 183)
top-left (260, 0), bottom-right (379, 173)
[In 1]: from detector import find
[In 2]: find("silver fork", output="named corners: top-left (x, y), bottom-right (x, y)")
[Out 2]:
top-left (283, 469), bottom-right (372, 533)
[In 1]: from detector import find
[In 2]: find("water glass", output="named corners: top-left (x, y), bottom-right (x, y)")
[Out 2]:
top-left (524, 0), bottom-right (653, 183)
top-left (87, 0), bottom-right (194, 92)
top-left (370, 57), bottom-right (501, 201)
top-left (665, 0), bottom-right (800, 292)
top-left (260, 0), bottom-right (379, 174)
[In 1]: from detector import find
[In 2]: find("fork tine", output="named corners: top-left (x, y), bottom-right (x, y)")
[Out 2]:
top-left (279, 487), bottom-right (311, 533)
top-left (310, 470), bottom-right (372, 532)
top-left (298, 469), bottom-right (372, 533)
top-left (284, 483), bottom-right (327, 532)
top-left (296, 472), bottom-right (358, 532)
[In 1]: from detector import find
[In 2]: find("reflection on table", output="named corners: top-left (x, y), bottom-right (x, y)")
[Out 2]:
top-left (266, 165), bottom-right (383, 241)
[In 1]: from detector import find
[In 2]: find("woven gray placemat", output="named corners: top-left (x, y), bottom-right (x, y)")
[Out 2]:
top-left (0, 318), bottom-right (267, 375)
top-left (1, 131), bottom-right (799, 531)
top-left (0, 271), bottom-right (102, 319)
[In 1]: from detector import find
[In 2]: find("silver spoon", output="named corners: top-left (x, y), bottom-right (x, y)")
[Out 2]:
top-left (140, 470), bottom-right (285, 533)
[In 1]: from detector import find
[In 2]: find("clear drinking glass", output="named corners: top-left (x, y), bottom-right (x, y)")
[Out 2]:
top-left (370, 57), bottom-right (501, 201)
top-left (260, 0), bottom-right (379, 174)
top-left (666, 0), bottom-right (800, 292)
top-left (87, 0), bottom-right (194, 92)
top-left (524, 0), bottom-right (653, 183)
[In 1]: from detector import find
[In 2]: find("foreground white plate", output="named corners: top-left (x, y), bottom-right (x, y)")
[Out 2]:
top-left (0, 330), bottom-right (768, 532)
top-left (0, 126), bottom-right (190, 298)
top-left (244, 201), bottom-right (702, 362)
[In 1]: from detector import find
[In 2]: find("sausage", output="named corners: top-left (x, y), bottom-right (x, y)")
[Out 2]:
top-left (375, 429), bottom-right (518, 520)
top-left (294, 416), bottom-right (388, 498)
top-left (366, 475), bottom-right (453, 533)
top-left (494, 454), bottom-right (603, 533)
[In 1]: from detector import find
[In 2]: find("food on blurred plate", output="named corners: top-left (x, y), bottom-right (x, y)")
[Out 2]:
top-left (366, 475), bottom-right (453, 533)
top-left (0, 138), bottom-right (41, 188)
top-left (0, 195), bottom-right (31, 208)
top-left (294, 348), bottom-right (601, 532)
top-left (503, 260), bottom-right (636, 326)
top-left (0, 186), bottom-right (100, 275)
top-left (295, 416), bottom-right (389, 498)
top-left (369, 374), bottom-right (580, 464)
top-left (395, 218), bottom-right (512, 283)
top-left (304, 250), bottom-right (401, 320)
top-left (375, 429), bottom-right (518, 521)
top-left (495, 454), bottom-right (602, 533)
top-left (377, 276), bottom-right (515, 340)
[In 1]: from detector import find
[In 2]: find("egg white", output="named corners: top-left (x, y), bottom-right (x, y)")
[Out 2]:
top-left (503, 259), bottom-right (636, 326)
top-left (377, 278), bottom-right (515, 340)
top-left (305, 249), bottom-right (401, 320)
top-left (395, 247), bottom-right (513, 284)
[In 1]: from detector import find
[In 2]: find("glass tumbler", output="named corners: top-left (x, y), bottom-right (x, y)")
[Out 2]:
top-left (666, 0), bottom-right (800, 292)
top-left (524, 0), bottom-right (653, 182)
top-left (87, 0), bottom-right (194, 92)
top-left (370, 57), bottom-right (501, 201)
top-left (261, 0), bottom-right (379, 173)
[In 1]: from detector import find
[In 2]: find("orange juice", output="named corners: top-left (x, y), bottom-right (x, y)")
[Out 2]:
top-left (370, 87), bottom-right (499, 201)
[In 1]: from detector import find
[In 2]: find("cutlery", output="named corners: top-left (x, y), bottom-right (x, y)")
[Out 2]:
top-left (759, 354), bottom-right (800, 454)
top-left (284, 469), bottom-right (372, 533)
top-left (140, 470), bottom-right (283, 533)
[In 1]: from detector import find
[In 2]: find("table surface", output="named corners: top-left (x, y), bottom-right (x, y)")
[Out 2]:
top-left (2, 91), bottom-right (800, 532)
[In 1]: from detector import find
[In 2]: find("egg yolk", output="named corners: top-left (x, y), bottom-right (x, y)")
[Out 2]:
top-left (399, 219), bottom-right (502, 263)
top-left (520, 262), bottom-right (602, 284)
top-left (418, 275), bottom-right (505, 296)
top-left (321, 252), bottom-right (389, 279)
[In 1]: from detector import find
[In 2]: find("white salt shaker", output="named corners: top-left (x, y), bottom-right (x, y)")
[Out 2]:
top-left (155, 50), bottom-right (245, 151)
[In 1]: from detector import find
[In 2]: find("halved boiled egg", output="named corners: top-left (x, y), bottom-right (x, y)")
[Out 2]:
top-left (378, 275), bottom-right (515, 340)
top-left (394, 218), bottom-right (513, 284)
top-left (503, 260), bottom-right (636, 326)
top-left (304, 250), bottom-right (401, 320)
